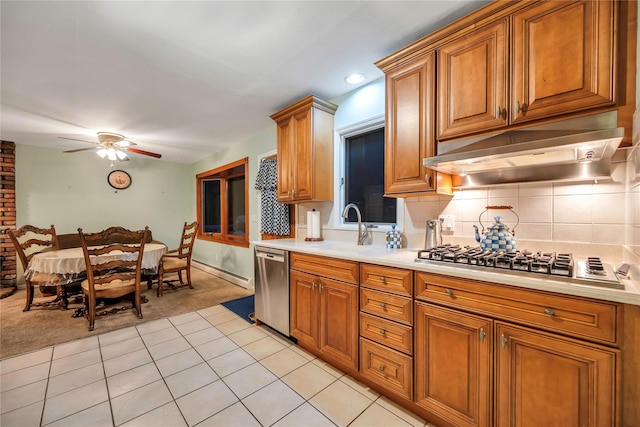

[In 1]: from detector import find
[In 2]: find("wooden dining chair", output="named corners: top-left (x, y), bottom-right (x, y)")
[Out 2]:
top-left (78, 226), bottom-right (149, 331)
top-left (156, 221), bottom-right (198, 296)
top-left (7, 224), bottom-right (63, 311)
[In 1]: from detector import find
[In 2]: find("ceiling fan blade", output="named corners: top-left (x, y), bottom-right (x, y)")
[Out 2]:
top-left (64, 147), bottom-right (98, 153)
top-left (58, 136), bottom-right (98, 145)
top-left (126, 147), bottom-right (162, 159)
top-left (117, 139), bottom-right (137, 147)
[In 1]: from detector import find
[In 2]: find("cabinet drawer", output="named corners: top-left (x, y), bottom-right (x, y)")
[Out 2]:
top-left (415, 272), bottom-right (621, 345)
top-left (360, 264), bottom-right (412, 296)
top-left (360, 338), bottom-right (413, 400)
top-left (290, 252), bottom-right (358, 284)
top-left (360, 312), bottom-right (413, 355)
top-left (361, 288), bottom-right (412, 325)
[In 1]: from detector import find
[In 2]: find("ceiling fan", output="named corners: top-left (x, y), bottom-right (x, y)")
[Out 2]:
top-left (59, 132), bottom-right (162, 160)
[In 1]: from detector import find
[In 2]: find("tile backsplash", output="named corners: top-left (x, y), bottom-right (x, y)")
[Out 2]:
top-left (404, 161), bottom-right (630, 245)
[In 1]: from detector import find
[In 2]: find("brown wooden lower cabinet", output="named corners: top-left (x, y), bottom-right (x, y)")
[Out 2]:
top-left (290, 269), bottom-right (359, 373)
top-left (415, 302), bottom-right (492, 427)
top-left (495, 322), bottom-right (618, 427)
top-left (360, 337), bottom-right (413, 400)
top-left (289, 254), bottom-right (634, 426)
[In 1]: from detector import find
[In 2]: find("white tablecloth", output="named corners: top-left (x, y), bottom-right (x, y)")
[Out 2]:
top-left (25, 243), bottom-right (167, 285)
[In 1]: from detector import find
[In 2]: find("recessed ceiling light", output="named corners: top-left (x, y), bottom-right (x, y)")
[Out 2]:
top-left (344, 73), bottom-right (365, 85)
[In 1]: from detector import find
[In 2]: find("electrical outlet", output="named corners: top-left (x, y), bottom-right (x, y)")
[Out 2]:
top-left (439, 214), bottom-right (455, 232)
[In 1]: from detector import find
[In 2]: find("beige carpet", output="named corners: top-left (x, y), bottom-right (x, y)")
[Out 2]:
top-left (0, 267), bottom-right (253, 360)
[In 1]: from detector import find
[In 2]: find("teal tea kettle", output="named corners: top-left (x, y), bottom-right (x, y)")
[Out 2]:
top-left (472, 206), bottom-right (519, 252)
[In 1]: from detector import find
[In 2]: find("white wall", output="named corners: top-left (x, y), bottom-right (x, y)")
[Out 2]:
top-left (15, 143), bottom-right (194, 254)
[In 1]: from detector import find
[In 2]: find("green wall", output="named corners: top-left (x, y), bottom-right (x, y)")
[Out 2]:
top-left (16, 144), bottom-right (194, 251)
top-left (191, 127), bottom-right (277, 284)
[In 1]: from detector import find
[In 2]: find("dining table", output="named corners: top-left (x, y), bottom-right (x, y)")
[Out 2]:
top-left (25, 243), bottom-right (167, 309)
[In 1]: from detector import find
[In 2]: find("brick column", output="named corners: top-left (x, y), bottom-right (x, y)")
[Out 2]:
top-left (1, 140), bottom-right (17, 295)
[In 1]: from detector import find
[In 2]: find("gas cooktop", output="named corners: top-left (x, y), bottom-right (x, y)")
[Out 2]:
top-left (415, 244), bottom-right (624, 290)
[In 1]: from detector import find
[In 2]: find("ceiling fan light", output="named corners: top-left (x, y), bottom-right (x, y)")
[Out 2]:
top-left (107, 148), bottom-right (117, 161)
top-left (96, 148), bottom-right (108, 158)
top-left (116, 149), bottom-right (127, 160)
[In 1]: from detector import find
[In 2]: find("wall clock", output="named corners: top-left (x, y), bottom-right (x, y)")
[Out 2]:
top-left (107, 169), bottom-right (132, 190)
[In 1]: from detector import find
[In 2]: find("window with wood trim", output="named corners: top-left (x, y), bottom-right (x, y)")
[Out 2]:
top-left (196, 158), bottom-right (249, 247)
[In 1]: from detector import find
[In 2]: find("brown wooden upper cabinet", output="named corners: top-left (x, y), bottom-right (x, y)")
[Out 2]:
top-left (437, 0), bottom-right (616, 140)
top-left (437, 19), bottom-right (509, 139)
top-left (380, 51), bottom-right (452, 197)
top-left (270, 95), bottom-right (337, 203)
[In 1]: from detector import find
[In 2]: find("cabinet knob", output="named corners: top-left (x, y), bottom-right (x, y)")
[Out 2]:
top-left (380, 303), bottom-right (387, 310)
top-left (380, 329), bottom-right (386, 336)
top-left (515, 101), bottom-right (527, 115)
top-left (445, 289), bottom-right (453, 297)
top-left (380, 276), bottom-right (386, 284)
top-left (378, 365), bottom-right (386, 372)
top-left (479, 327), bottom-right (486, 343)
top-left (496, 106), bottom-right (505, 119)
top-left (500, 333), bottom-right (508, 349)
top-left (544, 308), bottom-right (556, 317)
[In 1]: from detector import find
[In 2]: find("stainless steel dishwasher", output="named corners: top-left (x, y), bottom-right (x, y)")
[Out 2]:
top-left (254, 246), bottom-right (289, 336)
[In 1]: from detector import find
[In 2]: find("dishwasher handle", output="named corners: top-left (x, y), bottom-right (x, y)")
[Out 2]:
top-left (256, 251), bottom-right (286, 263)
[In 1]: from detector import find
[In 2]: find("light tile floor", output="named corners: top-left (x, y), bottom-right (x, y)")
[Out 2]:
top-left (0, 304), bottom-right (436, 427)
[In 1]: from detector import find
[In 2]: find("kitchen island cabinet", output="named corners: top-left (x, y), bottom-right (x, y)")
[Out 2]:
top-left (270, 95), bottom-right (337, 203)
top-left (289, 252), bottom-right (359, 373)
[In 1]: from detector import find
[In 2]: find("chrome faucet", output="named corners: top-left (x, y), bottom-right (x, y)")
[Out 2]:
top-left (341, 203), bottom-right (371, 245)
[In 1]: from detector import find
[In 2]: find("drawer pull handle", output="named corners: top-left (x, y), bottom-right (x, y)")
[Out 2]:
top-left (380, 303), bottom-right (387, 310)
top-left (380, 276), bottom-right (386, 284)
top-left (445, 289), bottom-right (453, 297)
top-left (380, 329), bottom-right (386, 336)
top-left (544, 308), bottom-right (556, 317)
top-left (379, 365), bottom-right (385, 372)
top-left (500, 333), bottom-right (508, 349)
top-left (479, 328), bottom-right (486, 343)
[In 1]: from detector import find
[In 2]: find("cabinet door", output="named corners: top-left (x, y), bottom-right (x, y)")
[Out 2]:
top-left (276, 117), bottom-right (295, 202)
top-left (290, 270), bottom-right (318, 348)
top-left (318, 277), bottom-right (359, 372)
top-left (495, 322), bottom-right (618, 427)
top-left (290, 108), bottom-right (313, 201)
top-left (384, 51), bottom-right (439, 196)
top-left (437, 19), bottom-right (508, 139)
top-left (415, 302), bottom-right (492, 427)
top-left (511, 0), bottom-right (616, 124)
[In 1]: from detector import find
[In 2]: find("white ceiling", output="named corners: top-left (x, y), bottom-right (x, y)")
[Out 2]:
top-left (1, 0), bottom-right (487, 164)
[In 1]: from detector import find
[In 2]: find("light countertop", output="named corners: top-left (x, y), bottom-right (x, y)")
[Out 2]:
top-left (252, 239), bottom-right (640, 306)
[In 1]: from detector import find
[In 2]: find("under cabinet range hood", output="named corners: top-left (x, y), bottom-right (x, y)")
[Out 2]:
top-left (423, 126), bottom-right (624, 187)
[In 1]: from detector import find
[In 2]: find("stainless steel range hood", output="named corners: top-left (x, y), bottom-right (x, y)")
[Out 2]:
top-left (423, 114), bottom-right (624, 187)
